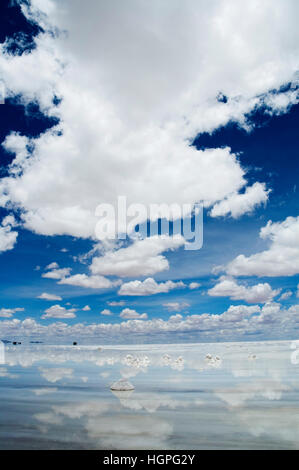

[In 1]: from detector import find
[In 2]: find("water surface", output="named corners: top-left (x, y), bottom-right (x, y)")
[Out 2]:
top-left (0, 340), bottom-right (298, 449)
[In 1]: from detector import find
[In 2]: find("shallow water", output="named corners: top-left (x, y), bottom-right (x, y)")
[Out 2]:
top-left (0, 340), bottom-right (298, 449)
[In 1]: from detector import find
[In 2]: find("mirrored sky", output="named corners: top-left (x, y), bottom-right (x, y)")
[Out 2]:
top-left (0, 340), bottom-right (299, 449)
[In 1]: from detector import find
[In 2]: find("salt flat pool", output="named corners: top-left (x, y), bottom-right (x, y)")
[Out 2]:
top-left (0, 340), bottom-right (298, 449)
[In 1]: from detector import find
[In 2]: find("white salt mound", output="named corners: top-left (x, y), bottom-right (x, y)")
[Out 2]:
top-left (162, 354), bottom-right (172, 365)
top-left (248, 354), bottom-right (257, 360)
top-left (111, 389), bottom-right (134, 400)
top-left (110, 378), bottom-right (135, 391)
top-left (205, 354), bottom-right (222, 367)
top-left (124, 354), bottom-right (150, 368)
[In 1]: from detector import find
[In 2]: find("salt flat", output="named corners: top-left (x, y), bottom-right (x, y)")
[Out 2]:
top-left (0, 340), bottom-right (298, 449)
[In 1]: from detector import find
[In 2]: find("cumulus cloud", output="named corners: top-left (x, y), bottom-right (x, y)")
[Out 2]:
top-left (90, 236), bottom-right (185, 278)
top-left (37, 292), bottom-right (62, 301)
top-left (41, 304), bottom-right (76, 319)
top-left (163, 302), bottom-right (190, 312)
top-left (225, 216), bottom-right (299, 277)
top-left (0, 310), bottom-right (14, 319)
top-left (119, 308), bottom-right (148, 320)
top-left (168, 314), bottom-right (184, 323)
top-left (42, 266), bottom-right (71, 280)
top-left (208, 276), bottom-right (280, 303)
top-left (0, 307), bottom-right (24, 318)
top-left (279, 291), bottom-right (293, 301)
top-left (2, 302), bottom-right (298, 341)
top-left (82, 305), bottom-right (90, 311)
top-left (217, 304), bottom-right (261, 322)
top-left (210, 182), bottom-right (270, 218)
top-left (58, 274), bottom-right (119, 289)
top-left (0, 0), bottom-right (298, 243)
top-left (45, 262), bottom-right (59, 270)
top-left (189, 282), bottom-right (201, 290)
top-left (107, 301), bottom-right (125, 307)
top-left (118, 277), bottom-right (186, 296)
top-left (0, 216), bottom-right (18, 252)
top-left (1, 214), bottom-right (17, 227)
top-left (101, 309), bottom-right (113, 316)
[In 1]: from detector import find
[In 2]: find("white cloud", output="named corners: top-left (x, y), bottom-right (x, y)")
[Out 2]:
top-left (189, 282), bottom-right (201, 290)
top-left (82, 305), bottom-right (91, 311)
top-left (163, 302), bottom-right (190, 312)
top-left (118, 277), bottom-right (185, 296)
top-left (0, 310), bottom-right (13, 319)
top-left (45, 262), bottom-right (59, 270)
top-left (107, 301), bottom-right (125, 307)
top-left (263, 89), bottom-right (299, 115)
top-left (208, 276), bottom-right (280, 303)
top-left (58, 273), bottom-right (119, 289)
top-left (42, 267), bottom-right (71, 280)
top-left (41, 304), bottom-right (76, 319)
top-left (37, 292), bottom-right (62, 301)
top-left (101, 309), bottom-right (113, 316)
top-left (2, 302), bottom-right (299, 341)
top-left (217, 304), bottom-right (260, 322)
top-left (0, 217), bottom-right (18, 252)
top-left (90, 236), bottom-right (185, 278)
top-left (1, 214), bottom-right (17, 227)
top-left (119, 308), bottom-right (148, 320)
top-left (225, 216), bottom-right (299, 277)
top-left (210, 182), bottom-right (270, 218)
top-left (0, 307), bottom-right (24, 318)
top-left (168, 314), bottom-right (184, 322)
top-left (279, 291), bottom-right (293, 301)
top-left (0, 1), bottom-right (298, 241)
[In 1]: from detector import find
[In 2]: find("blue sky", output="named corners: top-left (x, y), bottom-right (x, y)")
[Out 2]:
top-left (0, 0), bottom-right (298, 343)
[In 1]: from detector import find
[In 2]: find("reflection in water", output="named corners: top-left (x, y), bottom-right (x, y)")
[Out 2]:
top-left (110, 378), bottom-right (135, 391)
top-left (0, 340), bottom-right (298, 449)
top-left (214, 380), bottom-right (290, 407)
top-left (39, 367), bottom-right (74, 383)
top-left (32, 387), bottom-right (58, 396)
